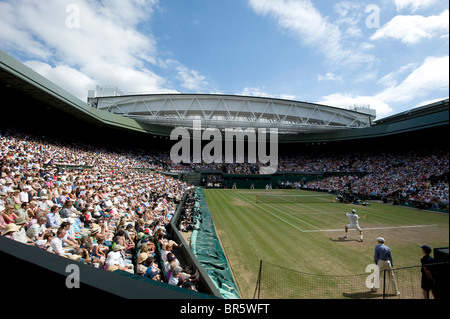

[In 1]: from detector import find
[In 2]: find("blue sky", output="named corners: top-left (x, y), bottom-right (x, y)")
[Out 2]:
top-left (0, 0), bottom-right (448, 119)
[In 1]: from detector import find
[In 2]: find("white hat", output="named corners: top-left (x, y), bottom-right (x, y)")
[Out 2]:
top-left (376, 237), bottom-right (385, 243)
top-left (112, 244), bottom-right (125, 252)
top-left (35, 239), bottom-right (48, 246)
top-left (137, 264), bottom-right (148, 275)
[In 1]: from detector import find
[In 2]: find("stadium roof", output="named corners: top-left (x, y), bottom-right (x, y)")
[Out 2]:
top-left (87, 87), bottom-right (376, 134)
top-left (374, 98), bottom-right (449, 125)
top-left (0, 50), bottom-right (151, 134)
top-left (1, 49), bottom-right (448, 143)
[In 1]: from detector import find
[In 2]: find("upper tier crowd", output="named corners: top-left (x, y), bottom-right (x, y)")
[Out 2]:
top-left (168, 148), bottom-right (448, 208)
top-left (299, 150), bottom-right (448, 208)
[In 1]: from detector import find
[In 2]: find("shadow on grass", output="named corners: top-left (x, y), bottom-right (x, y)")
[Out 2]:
top-left (342, 291), bottom-right (400, 299)
top-left (329, 237), bottom-right (361, 242)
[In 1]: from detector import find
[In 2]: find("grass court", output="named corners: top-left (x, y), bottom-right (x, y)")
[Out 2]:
top-left (203, 188), bottom-right (449, 299)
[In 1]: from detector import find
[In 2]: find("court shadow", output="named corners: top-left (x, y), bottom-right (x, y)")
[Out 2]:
top-left (330, 237), bottom-right (361, 242)
top-left (342, 291), bottom-right (383, 299)
top-left (342, 291), bottom-right (400, 299)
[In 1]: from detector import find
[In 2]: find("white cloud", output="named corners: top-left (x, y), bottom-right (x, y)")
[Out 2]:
top-left (248, 0), bottom-right (375, 68)
top-left (81, 61), bottom-right (170, 95)
top-left (334, 1), bottom-right (359, 17)
top-left (317, 72), bottom-right (342, 82)
top-left (240, 86), bottom-right (270, 98)
top-left (95, 0), bottom-right (159, 27)
top-left (394, 0), bottom-right (439, 12)
top-left (355, 70), bottom-right (378, 83)
top-left (319, 93), bottom-right (393, 119)
top-left (24, 60), bottom-right (95, 100)
top-left (319, 55), bottom-right (449, 119)
top-left (377, 63), bottom-right (417, 87)
top-left (175, 66), bottom-right (209, 92)
top-left (0, 1), bottom-right (50, 59)
top-left (333, 1), bottom-right (364, 39)
top-left (239, 87), bottom-right (296, 101)
top-left (0, 0), bottom-right (205, 99)
top-left (371, 10), bottom-right (449, 45)
top-left (162, 59), bottom-right (210, 92)
top-left (376, 55), bottom-right (449, 104)
top-left (1, 1), bottom-right (158, 66)
top-left (360, 42), bottom-right (375, 50)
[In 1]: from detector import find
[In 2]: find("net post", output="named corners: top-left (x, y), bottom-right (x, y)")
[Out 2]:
top-left (253, 260), bottom-right (262, 299)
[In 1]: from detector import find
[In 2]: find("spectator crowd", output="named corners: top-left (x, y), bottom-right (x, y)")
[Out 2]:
top-left (1, 128), bottom-right (200, 293)
top-left (1, 126), bottom-right (448, 295)
top-left (166, 148), bottom-right (448, 209)
top-left (300, 150), bottom-right (448, 209)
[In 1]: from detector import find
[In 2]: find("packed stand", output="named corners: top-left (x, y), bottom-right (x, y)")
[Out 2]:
top-left (0, 128), bottom-right (200, 293)
top-left (162, 148), bottom-right (448, 209)
top-left (177, 191), bottom-right (201, 234)
top-left (164, 148), bottom-right (448, 209)
top-left (300, 149), bottom-right (449, 209)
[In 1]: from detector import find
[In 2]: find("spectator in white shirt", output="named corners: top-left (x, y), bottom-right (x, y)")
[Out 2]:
top-left (50, 228), bottom-right (73, 257)
top-left (168, 266), bottom-right (182, 286)
top-left (18, 188), bottom-right (29, 203)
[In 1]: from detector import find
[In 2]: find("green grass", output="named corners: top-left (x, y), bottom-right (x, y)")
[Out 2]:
top-left (203, 188), bottom-right (449, 299)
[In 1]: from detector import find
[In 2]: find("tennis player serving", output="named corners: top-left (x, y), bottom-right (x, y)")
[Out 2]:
top-left (343, 209), bottom-right (363, 242)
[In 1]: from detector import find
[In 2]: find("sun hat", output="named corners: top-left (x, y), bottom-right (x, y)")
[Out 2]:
top-left (3, 223), bottom-right (21, 234)
top-left (137, 252), bottom-right (149, 264)
top-left (90, 227), bottom-right (100, 235)
top-left (112, 244), bottom-right (125, 252)
top-left (137, 264), bottom-right (148, 275)
top-left (70, 254), bottom-right (82, 262)
top-left (136, 232), bottom-right (145, 240)
top-left (107, 265), bottom-right (120, 272)
top-left (14, 216), bottom-right (27, 225)
top-left (35, 239), bottom-right (48, 246)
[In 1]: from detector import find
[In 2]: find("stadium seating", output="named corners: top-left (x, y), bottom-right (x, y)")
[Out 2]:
top-left (0, 126), bottom-right (448, 297)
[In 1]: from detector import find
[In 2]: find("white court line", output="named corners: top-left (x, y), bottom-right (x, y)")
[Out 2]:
top-left (235, 192), bottom-right (307, 233)
top-left (239, 192), bottom-right (320, 230)
top-left (235, 191), bottom-right (438, 234)
top-left (302, 224), bottom-right (438, 233)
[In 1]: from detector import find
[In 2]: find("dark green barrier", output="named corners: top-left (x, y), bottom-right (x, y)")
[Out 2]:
top-left (190, 187), bottom-right (240, 299)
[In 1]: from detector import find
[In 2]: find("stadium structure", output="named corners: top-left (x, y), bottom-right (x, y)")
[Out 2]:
top-left (1, 49), bottom-right (447, 145)
top-left (86, 85), bottom-right (376, 134)
top-left (1, 49), bottom-right (449, 300)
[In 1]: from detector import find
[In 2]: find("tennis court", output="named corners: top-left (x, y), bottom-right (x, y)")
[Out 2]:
top-left (203, 188), bottom-right (449, 298)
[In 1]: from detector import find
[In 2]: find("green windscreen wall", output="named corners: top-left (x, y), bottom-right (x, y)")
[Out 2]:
top-left (190, 187), bottom-right (240, 299)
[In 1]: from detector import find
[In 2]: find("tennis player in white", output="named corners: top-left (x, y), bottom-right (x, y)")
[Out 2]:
top-left (343, 209), bottom-right (363, 242)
